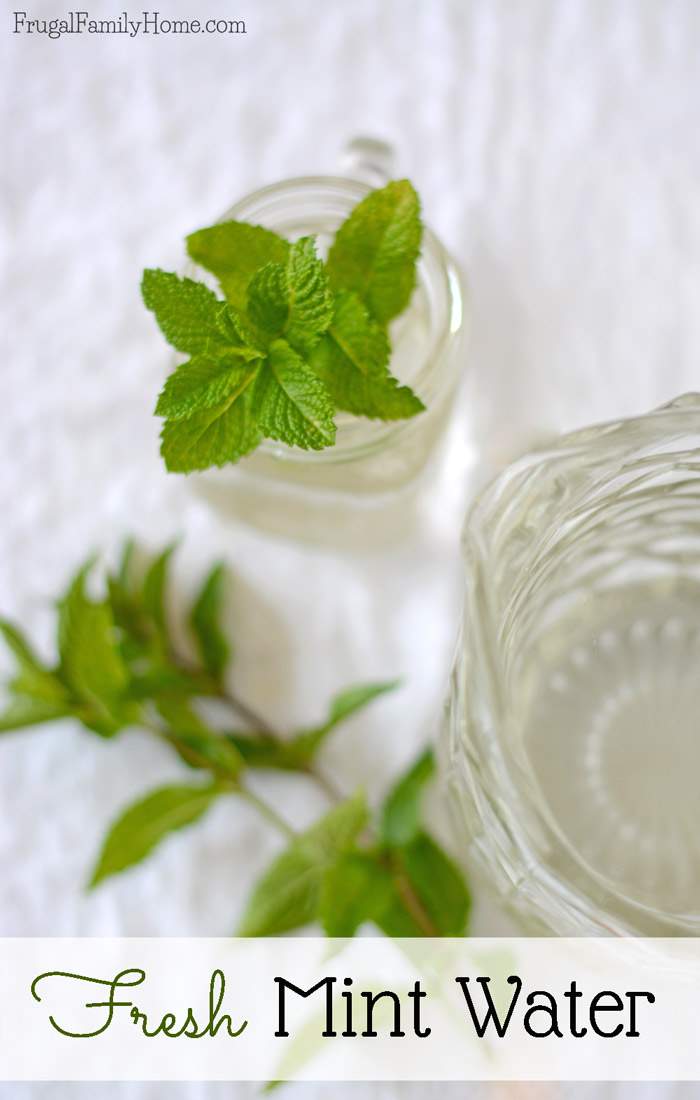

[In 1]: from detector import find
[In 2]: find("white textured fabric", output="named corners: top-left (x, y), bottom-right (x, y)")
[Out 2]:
top-left (3, 0), bottom-right (699, 1096)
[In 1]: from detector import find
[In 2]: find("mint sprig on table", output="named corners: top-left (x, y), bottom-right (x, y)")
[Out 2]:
top-left (0, 542), bottom-right (470, 937)
top-left (142, 180), bottom-right (426, 472)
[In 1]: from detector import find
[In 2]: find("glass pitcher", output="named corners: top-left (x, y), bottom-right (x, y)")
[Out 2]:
top-left (444, 394), bottom-right (700, 935)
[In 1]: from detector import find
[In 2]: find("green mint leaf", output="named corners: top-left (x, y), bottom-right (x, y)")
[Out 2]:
top-left (247, 238), bottom-right (333, 355)
top-left (117, 538), bottom-right (136, 589)
top-left (157, 698), bottom-right (244, 777)
top-left (88, 782), bottom-right (220, 887)
top-left (0, 619), bottom-right (45, 673)
top-left (246, 262), bottom-right (288, 337)
top-left (390, 832), bottom-right (470, 936)
top-left (141, 542), bottom-right (176, 641)
top-left (141, 270), bottom-right (233, 356)
top-left (226, 733), bottom-right (305, 771)
top-left (291, 679), bottom-right (399, 760)
top-left (326, 679), bottom-right (400, 724)
top-left (0, 620), bottom-right (67, 704)
top-left (252, 340), bottom-right (335, 451)
top-left (311, 291), bottom-right (425, 420)
top-left (320, 851), bottom-right (395, 937)
top-left (326, 179), bottom-right (422, 324)
top-left (284, 238), bottom-right (334, 354)
top-left (175, 731), bottom-right (244, 777)
top-left (160, 374), bottom-right (262, 472)
top-left (237, 791), bottom-right (367, 935)
top-left (155, 356), bottom-right (262, 422)
top-left (187, 221), bottom-right (289, 313)
top-left (189, 563), bottom-right (230, 682)
top-left (0, 696), bottom-right (69, 733)
top-left (57, 564), bottom-right (129, 727)
top-left (380, 747), bottom-right (435, 847)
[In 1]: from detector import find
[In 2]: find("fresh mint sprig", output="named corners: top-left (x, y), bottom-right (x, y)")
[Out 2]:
top-left (0, 541), bottom-right (470, 938)
top-left (142, 180), bottom-right (426, 472)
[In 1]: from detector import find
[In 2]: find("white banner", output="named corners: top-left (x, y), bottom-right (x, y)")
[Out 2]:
top-left (2, 937), bottom-right (699, 1081)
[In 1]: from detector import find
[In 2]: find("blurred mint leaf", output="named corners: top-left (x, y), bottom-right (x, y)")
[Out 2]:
top-left (319, 851), bottom-right (395, 937)
top-left (0, 696), bottom-right (69, 733)
top-left (189, 562), bottom-right (230, 683)
top-left (291, 679), bottom-right (399, 760)
top-left (247, 237), bottom-right (333, 356)
top-left (57, 564), bottom-right (131, 735)
top-left (326, 179), bottom-right (422, 324)
top-left (380, 747), bottom-right (435, 847)
top-left (227, 733), bottom-right (302, 771)
top-left (252, 340), bottom-right (336, 450)
top-left (187, 221), bottom-right (290, 313)
top-left (141, 542), bottom-right (176, 642)
top-left (158, 698), bottom-right (244, 778)
top-left (117, 538), bottom-right (136, 588)
top-left (391, 832), bottom-right (470, 936)
top-left (0, 619), bottom-right (46, 674)
top-left (0, 620), bottom-right (67, 704)
top-left (89, 782), bottom-right (221, 887)
top-left (311, 291), bottom-right (424, 420)
top-left (237, 791), bottom-right (367, 935)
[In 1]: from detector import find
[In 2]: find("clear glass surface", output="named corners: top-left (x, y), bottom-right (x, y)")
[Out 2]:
top-left (444, 394), bottom-right (700, 935)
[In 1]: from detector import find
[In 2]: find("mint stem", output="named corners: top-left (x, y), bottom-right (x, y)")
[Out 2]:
top-left (239, 786), bottom-right (296, 838)
top-left (162, 641), bottom-right (438, 936)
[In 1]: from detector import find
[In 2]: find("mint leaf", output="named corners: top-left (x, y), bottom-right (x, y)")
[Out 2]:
top-left (57, 564), bottom-right (130, 733)
top-left (226, 733), bottom-right (304, 771)
top-left (291, 679), bottom-right (399, 760)
top-left (156, 357), bottom-right (261, 422)
top-left (252, 340), bottom-right (335, 450)
top-left (380, 747), bottom-right (435, 847)
top-left (160, 376), bottom-right (262, 472)
top-left (320, 851), bottom-right (395, 937)
top-left (312, 291), bottom-right (424, 420)
top-left (285, 238), bottom-right (334, 354)
top-left (393, 832), bottom-right (470, 936)
top-left (0, 619), bottom-right (45, 673)
top-left (158, 333), bottom-right (335, 468)
top-left (246, 263), bottom-right (288, 338)
top-left (326, 679), bottom-right (400, 725)
top-left (326, 180), bottom-right (422, 324)
top-left (142, 270), bottom-right (232, 356)
top-left (157, 698), bottom-right (244, 778)
top-left (237, 791), bottom-right (367, 935)
top-left (117, 538), bottom-right (136, 588)
top-left (320, 831), bottom-right (468, 938)
top-left (0, 620), bottom-right (67, 704)
top-left (0, 696), bottom-right (69, 733)
top-left (247, 237), bottom-right (333, 356)
top-left (189, 563), bottom-right (230, 682)
top-left (141, 542), bottom-right (176, 642)
top-left (89, 783), bottom-right (220, 887)
top-left (187, 221), bottom-right (289, 313)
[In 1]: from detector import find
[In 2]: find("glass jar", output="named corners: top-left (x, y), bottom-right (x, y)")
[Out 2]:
top-left (188, 141), bottom-right (467, 545)
top-left (443, 395), bottom-right (700, 935)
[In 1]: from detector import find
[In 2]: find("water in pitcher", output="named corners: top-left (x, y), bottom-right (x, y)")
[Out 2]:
top-left (519, 578), bottom-right (700, 929)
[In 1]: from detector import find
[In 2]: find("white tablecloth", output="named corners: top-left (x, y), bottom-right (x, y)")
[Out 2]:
top-left (3, 0), bottom-right (699, 1095)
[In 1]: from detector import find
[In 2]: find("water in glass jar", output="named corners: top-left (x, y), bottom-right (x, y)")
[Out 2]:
top-left (519, 579), bottom-right (700, 929)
